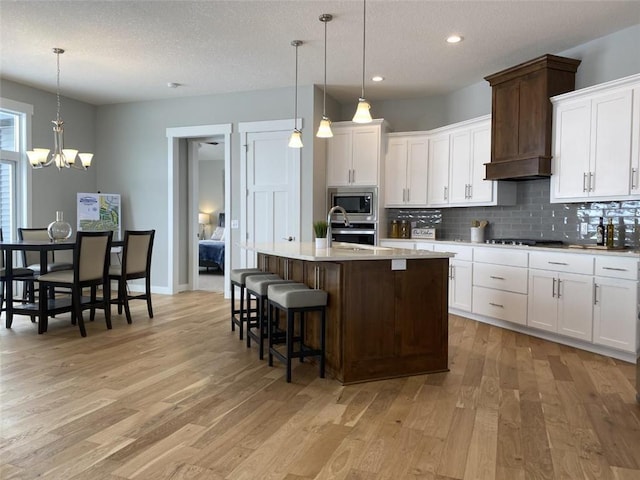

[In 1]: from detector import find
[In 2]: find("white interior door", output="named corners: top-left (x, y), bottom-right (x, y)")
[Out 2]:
top-left (240, 121), bottom-right (301, 268)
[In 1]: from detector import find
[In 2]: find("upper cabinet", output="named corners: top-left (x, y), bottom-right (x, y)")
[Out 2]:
top-left (385, 134), bottom-right (428, 207)
top-left (326, 120), bottom-right (386, 187)
top-left (550, 74), bottom-right (640, 203)
top-left (426, 116), bottom-right (516, 207)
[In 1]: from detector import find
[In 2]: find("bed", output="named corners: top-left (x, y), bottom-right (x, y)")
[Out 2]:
top-left (199, 213), bottom-right (225, 272)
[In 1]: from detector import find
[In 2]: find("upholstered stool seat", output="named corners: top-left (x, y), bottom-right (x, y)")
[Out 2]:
top-left (267, 283), bottom-right (328, 383)
top-left (230, 268), bottom-right (271, 340)
top-left (245, 274), bottom-right (297, 359)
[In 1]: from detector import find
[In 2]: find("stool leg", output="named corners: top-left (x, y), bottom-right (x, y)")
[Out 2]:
top-left (267, 301), bottom-right (274, 367)
top-left (258, 295), bottom-right (265, 360)
top-left (299, 311), bottom-right (305, 363)
top-left (320, 308), bottom-right (326, 379)
top-left (238, 285), bottom-right (245, 340)
top-left (246, 291), bottom-right (253, 348)
top-left (286, 309), bottom-right (294, 383)
top-left (230, 282), bottom-right (236, 332)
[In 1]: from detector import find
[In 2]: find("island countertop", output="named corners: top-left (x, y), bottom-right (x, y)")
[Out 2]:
top-left (242, 241), bottom-right (454, 261)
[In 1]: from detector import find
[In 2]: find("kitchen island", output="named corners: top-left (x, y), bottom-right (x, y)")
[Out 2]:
top-left (245, 242), bottom-right (453, 384)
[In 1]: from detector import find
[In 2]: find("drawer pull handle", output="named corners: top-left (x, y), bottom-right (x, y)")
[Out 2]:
top-left (489, 275), bottom-right (505, 280)
top-left (489, 302), bottom-right (504, 308)
top-left (548, 261), bottom-right (568, 266)
top-left (552, 277), bottom-right (556, 298)
top-left (602, 267), bottom-right (627, 272)
top-left (594, 283), bottom-right (599, 305)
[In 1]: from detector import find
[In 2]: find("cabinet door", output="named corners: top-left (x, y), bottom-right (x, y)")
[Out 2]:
top-left (593, 276), bottom-right (638, 353)
top-left (449, 130), bottom-right (471, 204)
top-left (590, 89), bottom-right (633, 198)
top-left (527, 270), bottom-right (558, 333)
top-left (351, 127), bottom-right (379, 185)
top-left (385, 139), bottom-right (408, 206)
top-left (557, 273), bottom-right (593, 341)
top-left (551, 99), bottom-right (592, 200)
top-left (468, 123), bottom-right (494, 203)
top-left (631, 86), bottom-right (640, 196)
top-left (405, 137), bottom-right (429, 206)
top-left (427, 134), bottom-right (450, 206)
top-left (327, 129), bottom-right (352, 186)
top-left (450, 259), bottom-right (472, 312)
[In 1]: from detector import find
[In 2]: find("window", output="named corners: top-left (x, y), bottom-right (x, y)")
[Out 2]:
top-left (0, 99), bottom-right (32, 241)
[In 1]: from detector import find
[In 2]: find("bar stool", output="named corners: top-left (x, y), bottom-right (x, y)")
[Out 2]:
top-left (230, 268), bottom-right (271, 340)
top-left (267, 283), bottom-right (328, 383)
top-left (245, 274), bottom-right (297, 359)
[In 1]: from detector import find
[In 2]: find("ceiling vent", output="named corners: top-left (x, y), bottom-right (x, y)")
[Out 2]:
top-left (484, 54), bottom-right (581, 181)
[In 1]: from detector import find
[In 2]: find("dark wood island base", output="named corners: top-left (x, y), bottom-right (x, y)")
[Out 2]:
top-left (256, 249), bottom-right (450, 384)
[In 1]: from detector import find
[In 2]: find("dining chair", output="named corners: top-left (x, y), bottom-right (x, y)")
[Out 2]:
top-left (0, 228), bottom-right (36, 320)
top-left (37, 231), bottom-right (113, 337)
top-left (109, 230), bottom-right (155, 324)
top-left (18, 228), bottom-right (73, 274)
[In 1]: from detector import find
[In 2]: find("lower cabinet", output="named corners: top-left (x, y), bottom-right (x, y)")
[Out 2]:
top-left (431, 243), bottom-right (473, 313)
top-left (527, 270), bottom-right (594, 341)
top-left (593, 256), bottom-right (639, 353)
top-left (472, 286), bottom-right (528, 325)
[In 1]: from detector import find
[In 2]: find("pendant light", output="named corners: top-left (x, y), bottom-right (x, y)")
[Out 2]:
top-left (26, 48), bottom-right (93, 170)
top-left (316, 14), bottom-right (333, 138)
top-left (288, 40), bottom-right (304, 148)
top-left (352, 0), bottom-right (372, 123)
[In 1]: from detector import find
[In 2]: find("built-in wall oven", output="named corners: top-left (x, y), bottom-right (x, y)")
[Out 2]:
top-left (328, 187), bottom-right (378, 245)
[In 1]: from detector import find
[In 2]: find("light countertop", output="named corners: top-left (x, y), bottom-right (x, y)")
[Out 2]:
top-left (241, 241), bottom-right (453, 262)
top-left (380, 238), bottom-right (640, 257)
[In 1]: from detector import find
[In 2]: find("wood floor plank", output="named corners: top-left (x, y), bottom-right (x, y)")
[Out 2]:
top-left (0, 291), bottom-right (638, 479)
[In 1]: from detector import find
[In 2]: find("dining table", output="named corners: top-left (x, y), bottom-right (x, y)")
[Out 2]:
top-left (1, 237), bottom-right (123, 334)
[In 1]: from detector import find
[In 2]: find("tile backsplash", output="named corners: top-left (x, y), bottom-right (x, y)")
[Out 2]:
top-left (386, 179), bottom-right (640, 247)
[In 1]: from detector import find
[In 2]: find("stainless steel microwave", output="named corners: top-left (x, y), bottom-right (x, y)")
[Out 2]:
top-left (328, 187), bottom-right (377, 222)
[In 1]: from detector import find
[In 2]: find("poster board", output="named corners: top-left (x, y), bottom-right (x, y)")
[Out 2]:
top-left (77, 193), bottom-right (121, 240)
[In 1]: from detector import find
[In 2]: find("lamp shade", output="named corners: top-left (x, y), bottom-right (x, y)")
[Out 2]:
top-left (198, 213), bottom-right (210, 225)
top-left (352, 98), bottom-right (373, 123)
top-left (316, 117), bottom-right (333, 138)
top-left (288, 129), bottom-right (303, 148)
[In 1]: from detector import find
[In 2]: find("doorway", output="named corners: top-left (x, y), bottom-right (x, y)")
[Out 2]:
top-left (189, 137), bottom-right (225, 293)
top-left (166, 123), bottom-right (232, 297)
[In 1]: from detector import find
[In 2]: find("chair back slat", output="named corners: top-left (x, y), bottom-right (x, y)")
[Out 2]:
top-left (18, 228), bottom-right (55, 265)
top-left (122, 230), bottom-right (155, 277)
top-left (75, 231), bottom-right (113, 282)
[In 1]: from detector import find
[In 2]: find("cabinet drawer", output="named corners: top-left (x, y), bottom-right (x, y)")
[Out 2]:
top-left (432, 243), bottom-right (473, 261)
top-left (473, 263), bottom-right (528, 294)
top-left (594, 256), bottom-right (639, 280)
top-left (472, 286), bottom-right (527, 325)
top-left (474, 247), bottom-right (528, 267)
top-left (530, 251), bottom-right (594, 274)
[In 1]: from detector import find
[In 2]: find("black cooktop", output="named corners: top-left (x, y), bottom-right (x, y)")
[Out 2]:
top-left (489, 238), bottom-right (564, 247)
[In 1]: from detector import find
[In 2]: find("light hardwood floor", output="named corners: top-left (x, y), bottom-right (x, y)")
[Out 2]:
top-left (1, 291), bottom-right (639, 480)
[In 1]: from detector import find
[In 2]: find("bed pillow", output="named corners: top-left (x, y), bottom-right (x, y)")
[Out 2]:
top-left (211, 226), bottom-right (225, 241)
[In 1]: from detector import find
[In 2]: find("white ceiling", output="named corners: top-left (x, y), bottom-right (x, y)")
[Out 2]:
top-left (1, 1), bottom-right (639, 106)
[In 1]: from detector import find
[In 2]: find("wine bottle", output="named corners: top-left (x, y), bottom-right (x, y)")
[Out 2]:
top-left (606, 218), bottom-right (614, 248)
top-left (596, 217), bottom-right (605, 246)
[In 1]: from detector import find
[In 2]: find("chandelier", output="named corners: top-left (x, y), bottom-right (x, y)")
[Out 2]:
top-left (26, 48), bottom-right (93, 170)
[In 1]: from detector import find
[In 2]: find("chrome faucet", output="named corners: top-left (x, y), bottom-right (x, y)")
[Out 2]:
top-left (327, 206), bottom-right (350, 248)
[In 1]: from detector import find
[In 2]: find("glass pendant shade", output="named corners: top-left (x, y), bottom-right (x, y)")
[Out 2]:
top-left (27, 148), bottom-right (50, 167)
top-left (352, 98), bottom-right (373, 123)
top-left (316, 116), bottom-right (333, 138)
top-left (78, 153), bottom-right (94, 167)
top-left (288, 129), bottom-right (303, 148)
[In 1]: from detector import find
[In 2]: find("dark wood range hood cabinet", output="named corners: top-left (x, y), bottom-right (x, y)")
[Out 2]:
top-left (484, 54), bottom-right (581, 181)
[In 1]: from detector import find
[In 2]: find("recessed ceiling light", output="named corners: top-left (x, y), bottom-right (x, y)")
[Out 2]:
top-left (446, 34), bottom-right (463, 44)
top-left (167, 82), bottom-right (181, 88)
top-left (372, 76), bottom-right (384, 82)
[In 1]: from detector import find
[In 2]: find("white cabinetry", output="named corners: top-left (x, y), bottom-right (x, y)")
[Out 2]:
top-left (472, 247), bottom-right (528, 325)
top-left (327, 120), bottom-right (385, 187)
top-left (430, 243), bottom-right (473, 312)
top-left (385, 134), bottom-right (428, 207)
top-left (427, 116), bottom-right (516, 207)
top-left (528, 252), bottom-right (594, 341)
top-left (551, 74), bottom-right (640, 202)
top-left (593, 256), bottom-right (639, 353)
